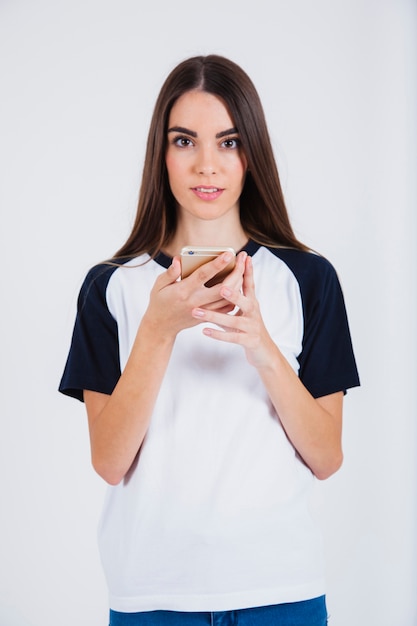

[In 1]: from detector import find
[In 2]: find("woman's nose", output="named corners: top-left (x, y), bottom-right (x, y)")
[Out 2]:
top-left (198, 165), bottom-right (216, 175)
top-left (195, 147), bottom-right (216, 175)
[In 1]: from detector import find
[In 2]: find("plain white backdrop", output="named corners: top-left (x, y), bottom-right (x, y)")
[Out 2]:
top-left (0, 1), bottom-right (416, 625)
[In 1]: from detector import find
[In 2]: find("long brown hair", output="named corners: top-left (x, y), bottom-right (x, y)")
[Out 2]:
top-left (115, 55), bottom-right (307, 259)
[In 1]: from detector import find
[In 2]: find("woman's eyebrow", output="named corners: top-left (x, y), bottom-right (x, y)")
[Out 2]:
top-left (167, 126), bottom-right (238, 139)
top-left (167, 126), bottom-right (197, 138)
top-left (216, 127), bottom-right (238, 138)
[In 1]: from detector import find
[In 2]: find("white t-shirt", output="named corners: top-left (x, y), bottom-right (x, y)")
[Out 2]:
top-left (59, 240), bottom-right (360, 613)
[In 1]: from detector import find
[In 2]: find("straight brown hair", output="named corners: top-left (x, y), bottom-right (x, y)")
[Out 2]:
top-left (115, 55), bottom-right (307, 259)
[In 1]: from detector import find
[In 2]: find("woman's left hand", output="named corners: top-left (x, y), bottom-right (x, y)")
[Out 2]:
top-left (192, 253), bottom-right (344, 480)
top-left (191, 255), bottom-right (274, 368)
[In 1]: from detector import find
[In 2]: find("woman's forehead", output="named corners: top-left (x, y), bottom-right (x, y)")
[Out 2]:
top-left (168, 90), bottom-right (235, 131)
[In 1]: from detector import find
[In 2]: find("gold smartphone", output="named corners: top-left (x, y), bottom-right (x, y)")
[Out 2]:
top-left (180, 246), bottom-right (236, 287)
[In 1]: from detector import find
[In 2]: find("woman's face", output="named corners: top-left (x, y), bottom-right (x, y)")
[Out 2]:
top-left (165, 90), bottom-right (248, 227)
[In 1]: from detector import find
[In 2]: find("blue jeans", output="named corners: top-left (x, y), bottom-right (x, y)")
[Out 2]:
top-left (109, 596), bottom-right (327, 625)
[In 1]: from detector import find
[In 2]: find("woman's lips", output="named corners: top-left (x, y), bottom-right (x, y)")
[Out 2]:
top-left (192, 186), bottom-right (224, 201)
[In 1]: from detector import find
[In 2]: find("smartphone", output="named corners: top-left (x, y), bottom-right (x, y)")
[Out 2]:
top-left (180, 246), bottom-right (236, 287)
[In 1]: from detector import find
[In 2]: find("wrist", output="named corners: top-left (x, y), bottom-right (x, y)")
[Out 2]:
top-left (137, 314), bottom-right (177, 348)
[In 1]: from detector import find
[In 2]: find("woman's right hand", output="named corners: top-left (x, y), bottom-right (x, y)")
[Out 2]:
top-left (85, 250), bottom-right (247, 485)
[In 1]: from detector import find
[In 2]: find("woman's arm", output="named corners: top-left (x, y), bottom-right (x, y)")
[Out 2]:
top-left (84, 319), bottom-right (176, 486)
top-left (85, 252), bottom-right (246, 485)
top-left (192, 255), bottom-right (344, 480)
top-left (252, 354), bottom-right (343, 480)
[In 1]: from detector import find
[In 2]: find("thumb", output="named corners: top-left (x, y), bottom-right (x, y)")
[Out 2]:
top-left (157, 256), bottom-right (181, 288)
top-left (169, 256), bottom-right (181, 280)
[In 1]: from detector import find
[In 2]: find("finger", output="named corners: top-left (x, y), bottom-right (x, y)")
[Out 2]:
top-left (203, 300), bottom-right (236, 313)
top-left (218, 281), bottom-right (256, 319)
top-left (217, 255), bottom-right (251, 305)
top-left (202, 325), bottom-right (246, 344)
top-left (221, 251), bottom-right (246, 288)
top-left (192, 307), bottom-right (247, 333)
top-left (242, 255), bottom-right (256, 297)
top-left (187, 251), bottom-right (236, 286)
top-left (155, 256), bottom-right (181, 289)
top-left (218, 285), bottom-right (243, 309)
top-left (171, 256), bottom-right (182, 278)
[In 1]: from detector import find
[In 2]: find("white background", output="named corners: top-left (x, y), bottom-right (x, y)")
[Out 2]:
top-left (0, 1), bottom-right (416, 625)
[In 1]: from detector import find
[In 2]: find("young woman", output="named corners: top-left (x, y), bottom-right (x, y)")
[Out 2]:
top-left (59, 55), bottom-right (360, 626)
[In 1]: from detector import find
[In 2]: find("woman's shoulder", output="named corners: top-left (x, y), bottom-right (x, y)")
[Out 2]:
top-left (257, 245), bottom-right (343, 310)
top-left (261, 245), bottom-right (337, 279)
top-left (83, 254), bottom-right (149, 284)
top-left (80, 259), bottom-right (127, 291)
top-left (77, 256), bottom-right (142, 306)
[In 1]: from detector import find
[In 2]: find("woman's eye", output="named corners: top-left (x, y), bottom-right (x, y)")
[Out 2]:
top-left (222, 138), bottom-right (240, 149)
top-left (173, 136), bottom-right (193, 147)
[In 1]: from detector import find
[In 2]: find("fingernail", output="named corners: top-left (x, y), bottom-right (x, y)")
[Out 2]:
top-left (192, 308), bottom-right (205, 318)
top-left (221, 287), bottom-right (232, 297)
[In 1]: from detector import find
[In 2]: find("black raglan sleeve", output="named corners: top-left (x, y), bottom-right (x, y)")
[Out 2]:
top-left (59, 264), bottom-right (121, 402)
top-left (285, 251), bottom-right (360, 398)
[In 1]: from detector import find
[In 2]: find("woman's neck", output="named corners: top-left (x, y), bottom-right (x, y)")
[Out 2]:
top-left (164, 216), bottom-right (248, 257)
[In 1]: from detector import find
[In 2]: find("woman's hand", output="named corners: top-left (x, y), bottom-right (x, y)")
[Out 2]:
top-left (144, 250), bottom-right (247, 337)
top-left (190, 255), bottom-right (273, 367)
top-left (191, 255), bottom-right (344, 480)
top-left (84, 250), bottom-right (248, 485)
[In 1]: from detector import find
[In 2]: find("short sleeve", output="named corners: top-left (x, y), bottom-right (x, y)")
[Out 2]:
top-left (275, 249), bottom-right (360, 399)
top-left (296, 255), bottom-right (360, 398)
top-left (59, 264), bottom-right (121, 402)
